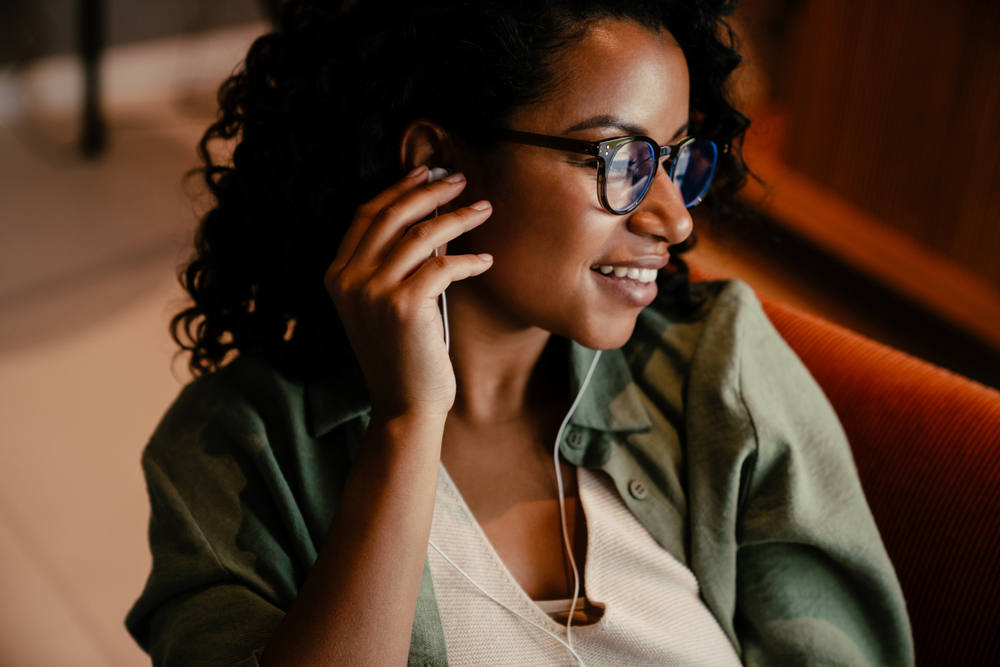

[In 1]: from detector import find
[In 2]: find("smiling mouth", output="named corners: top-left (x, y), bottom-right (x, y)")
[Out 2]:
top-left (590, 264), bottom-right (658, 284)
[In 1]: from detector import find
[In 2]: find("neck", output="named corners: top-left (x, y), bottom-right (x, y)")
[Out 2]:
top-left (443, 283), bottom-right (570, 425)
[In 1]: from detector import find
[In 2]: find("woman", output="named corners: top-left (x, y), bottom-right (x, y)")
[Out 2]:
top-left (126, 1), bottom-right (913, 665)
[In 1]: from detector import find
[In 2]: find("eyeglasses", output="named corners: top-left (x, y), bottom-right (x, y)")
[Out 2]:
top-left (498, 129), bottom-right (721, 215)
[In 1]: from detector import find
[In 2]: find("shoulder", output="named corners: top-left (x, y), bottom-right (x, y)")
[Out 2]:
top-left (146, 355), bottom-right (309, 466)
top-left (137, 355), bottom-right (350, 537)
top-left (631, 277), bottom-right (844, 465)
top-left (157, 355), bottom-right (308, 431)
top-left (633, 278), bottom-right (769, 353)
top-left (636, 277), bottom-right (821, 393)
top-left (629, 278), bottom-right (787, 394)
top-left (647, 279), bottom-right (852, 506)
top-left (139, 354), bottom-right (360, 552)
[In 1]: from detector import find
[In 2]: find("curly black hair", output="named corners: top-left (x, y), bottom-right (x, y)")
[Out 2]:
top-left (172, 0), bottom-right (750, 377)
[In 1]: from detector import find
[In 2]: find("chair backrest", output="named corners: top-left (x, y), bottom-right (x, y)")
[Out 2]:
top-left (743, 283), bottom-right (1000, 666)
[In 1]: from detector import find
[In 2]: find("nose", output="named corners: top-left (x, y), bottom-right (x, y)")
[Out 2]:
top-left (625, 169), bottom-right (694, 245)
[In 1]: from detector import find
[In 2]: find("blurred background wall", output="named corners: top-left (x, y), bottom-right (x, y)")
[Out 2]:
top-left (0, 0), bottom-right (262, 64)
top-left (720, 0), bottom-right (1000, 386)
top-left (785, 0), bottom-right (1000, 282)
top-left (741, 0), bottom-right (1000, 284)
top-left (0, 3), bottom-right (270, 665)
top-left (0, 1), bottom-right (998, 666)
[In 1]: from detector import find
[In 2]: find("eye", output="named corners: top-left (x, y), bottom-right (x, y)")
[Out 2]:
top-left (568, 159), bottom-right (600, 169)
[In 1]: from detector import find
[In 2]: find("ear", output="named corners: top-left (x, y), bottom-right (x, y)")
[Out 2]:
top-left (398, 119), bottom-right (454, 174)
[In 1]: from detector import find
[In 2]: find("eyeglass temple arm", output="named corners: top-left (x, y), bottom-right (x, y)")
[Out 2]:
top-left (497, 130), bottom-right (598, 156)
top-left (656, 138), bottom-right (728, 164)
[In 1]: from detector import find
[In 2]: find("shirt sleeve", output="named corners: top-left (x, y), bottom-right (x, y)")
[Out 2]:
top-left (125, 367), bottom-right (328, 667)
top-left (126, 452), bottom-right (283, 666)
top-left (710, 283), bottom-right (913, 666)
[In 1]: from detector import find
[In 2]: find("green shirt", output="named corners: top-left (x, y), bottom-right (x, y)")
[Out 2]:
top-left (126, 279), bottom-right (914, 666)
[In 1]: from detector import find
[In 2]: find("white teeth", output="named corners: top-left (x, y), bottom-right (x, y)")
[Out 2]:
top-left (593, 265), bottom-right (658, 282)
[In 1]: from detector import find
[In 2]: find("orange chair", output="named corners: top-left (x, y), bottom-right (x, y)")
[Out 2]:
top-left (689, 266), bottom-right (1000, 665)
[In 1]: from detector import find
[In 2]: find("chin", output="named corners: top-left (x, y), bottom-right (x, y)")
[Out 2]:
top-left (565, 313), bottom-right (639, 351)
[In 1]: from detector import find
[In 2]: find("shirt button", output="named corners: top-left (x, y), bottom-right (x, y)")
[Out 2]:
top-left (566, 432), bottom-right (585, 448)
top-left (628, 480), bottom-right (649, 501)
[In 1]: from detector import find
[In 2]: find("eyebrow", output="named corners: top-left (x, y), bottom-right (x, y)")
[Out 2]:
top-left (562, 114), bottom-right (690, 141)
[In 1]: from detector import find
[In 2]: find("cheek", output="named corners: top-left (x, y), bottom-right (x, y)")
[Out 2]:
top-left (457, 162), bottom-right (592, 258)
top-left (447, 160), bottom-right (642, 347)
top-left (480, 176), bottom-right (597, 282)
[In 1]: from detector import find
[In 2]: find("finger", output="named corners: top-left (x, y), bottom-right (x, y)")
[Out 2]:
top-left (350, 172), bottom-right (467, 270)
top-left (330, 165), bottom-right (429, 275)
top-left (377, 202), bottom-right (492, 283)
top-left (405, 252), bottom-right (494, 302)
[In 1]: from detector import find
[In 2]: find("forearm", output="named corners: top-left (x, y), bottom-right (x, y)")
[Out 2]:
top-left (261, 411), bottom-right (445, 667)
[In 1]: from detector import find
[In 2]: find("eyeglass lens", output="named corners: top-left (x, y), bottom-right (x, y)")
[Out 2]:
top-left (670, 141), bottom-right (718, 209)
top-left (605, 139), bottom-right (718, 212)
top-left (606, 140), bottom-right (656, 212)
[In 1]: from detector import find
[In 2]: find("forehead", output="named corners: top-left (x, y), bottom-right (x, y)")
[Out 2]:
top-left (511, 19), bottom-right (690, 141)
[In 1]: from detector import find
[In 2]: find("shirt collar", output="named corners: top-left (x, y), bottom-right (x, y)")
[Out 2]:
top-left (567, 341), bottom-right (652, 433)
top-left (306, 340), bottom-right (652, 439)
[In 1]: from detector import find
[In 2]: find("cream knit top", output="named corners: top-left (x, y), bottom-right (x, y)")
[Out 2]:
top-left (427, 464), bottom-right (743, 667)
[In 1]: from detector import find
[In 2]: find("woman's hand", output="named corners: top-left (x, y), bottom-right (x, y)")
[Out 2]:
top-left (324, 165), bottom-right (493, 421)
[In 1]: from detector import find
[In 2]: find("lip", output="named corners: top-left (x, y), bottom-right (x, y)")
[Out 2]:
top-left (590, 264), bottom-right (662, 308)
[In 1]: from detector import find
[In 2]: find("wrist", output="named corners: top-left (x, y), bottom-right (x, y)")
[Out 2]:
top-left (367, 408), bottom-right (447, 449)
top-left (370, 403), bottom-right (449, 430)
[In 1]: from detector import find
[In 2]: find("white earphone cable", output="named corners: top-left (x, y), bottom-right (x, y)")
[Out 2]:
top-left (426, 540), bottom-right (588, 666)
top-left (440, 283), bottom-right (450, 353)
top-left (428, 291), bottom-right (599, 664)
top-left (428, 167), bottom-right (451, 353)
top-left (552, 348), bottom-right (601, 647)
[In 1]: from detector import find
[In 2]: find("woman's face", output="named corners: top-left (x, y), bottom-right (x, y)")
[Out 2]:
top-left (448, 19), bottom-right (694, 350)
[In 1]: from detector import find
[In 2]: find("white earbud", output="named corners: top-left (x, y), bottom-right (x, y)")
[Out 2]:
top-left (427, 166), bottom-right (452, 183)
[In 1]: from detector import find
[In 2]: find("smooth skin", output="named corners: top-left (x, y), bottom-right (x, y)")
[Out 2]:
top-left (261, 19), bottom-right (693, 667)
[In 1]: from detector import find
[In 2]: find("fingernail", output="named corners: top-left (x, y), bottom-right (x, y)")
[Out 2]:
top-left (470, 200), bottom-right (491, 211)
top-left (477, 253), bottom-right (493, 262)
top-left (443, 172), bottom-right (465, 184)
top-left (407, 165), bottom-right (427, 178)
